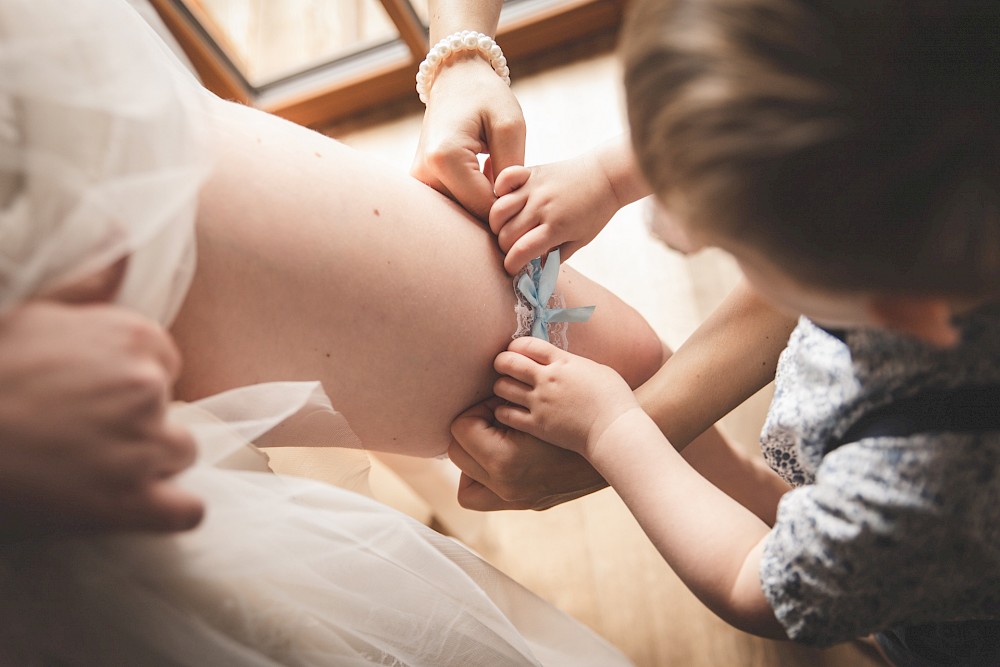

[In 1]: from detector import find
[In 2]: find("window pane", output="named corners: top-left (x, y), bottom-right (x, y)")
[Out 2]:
top-left (189, 0), bottom-right (402, 87)
top-left (410, 0), bottom-right (428, 24)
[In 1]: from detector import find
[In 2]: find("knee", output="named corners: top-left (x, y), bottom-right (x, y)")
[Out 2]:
top-left (564, 301), bottom-right (667, 388)
top-left (620, 320), bottom-right (668, 388)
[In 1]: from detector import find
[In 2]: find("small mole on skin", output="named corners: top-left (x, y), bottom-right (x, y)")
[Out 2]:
top-left (325, 353), bottom-right (331, 358)
top-left (373, 208), bottom-right (380, 217)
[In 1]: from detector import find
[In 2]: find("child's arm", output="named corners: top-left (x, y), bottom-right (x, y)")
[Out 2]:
top-left (493, 336), bottom-right (788, 638)
top-left (637, 280), bottom-right (796, 449)
top-left (636, 282), bottom-right (795, 524)
top-left (489, 135), bottom-right (649, 274)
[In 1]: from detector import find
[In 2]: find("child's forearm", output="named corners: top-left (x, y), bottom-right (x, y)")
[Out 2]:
top-left (636, 281), bottom-right (797, 450)
top-left (681, 430), bottom-right (789, 526)
top-left (632, 282), bottom-right (794, 525)
top-left (587, 409), bottom-right (787, 638)
top-left (595, 135), bottom-right (651, 210)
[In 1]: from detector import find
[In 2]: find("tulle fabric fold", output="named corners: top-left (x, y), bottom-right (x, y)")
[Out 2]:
top-left (0, 391), bottom-right (632, 666)
top-left (0, 0), bottom-right (210, 323)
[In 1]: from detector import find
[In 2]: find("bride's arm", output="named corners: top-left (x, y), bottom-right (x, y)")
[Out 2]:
top-left (170, 99), bottom-right (664, 457)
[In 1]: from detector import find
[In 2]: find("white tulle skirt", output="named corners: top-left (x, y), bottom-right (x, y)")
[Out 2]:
top-left (0, 1), bottom-right (633, 664)
top-left (0, 389), bottom-right (630, 666)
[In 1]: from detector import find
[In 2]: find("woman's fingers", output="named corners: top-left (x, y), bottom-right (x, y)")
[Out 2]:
top-left (156, 420), bottom-right (199, 475)
top-left (434, 152), bottom-right (497, 221)
top-left (448, 438), bottom-right (490, 488)
top-left (493, 402), bottom-right (534, 433)
top-left (483, 110), bottom-right (527, 181)
top-left (134, 480), bottom-right (205, 532)
top-left (455, 473), bottom-right (505, 511)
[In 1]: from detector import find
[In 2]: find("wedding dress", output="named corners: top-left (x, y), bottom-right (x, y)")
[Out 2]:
top-left (0, 1), bottom-right (633, 664)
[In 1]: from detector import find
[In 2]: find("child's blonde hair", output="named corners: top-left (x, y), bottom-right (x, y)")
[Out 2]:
top-left (622, 0), bottom-right (1000, 297)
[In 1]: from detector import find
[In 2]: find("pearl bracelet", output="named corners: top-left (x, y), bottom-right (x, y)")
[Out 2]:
top-left (415, 30), bottom-right (510, 104)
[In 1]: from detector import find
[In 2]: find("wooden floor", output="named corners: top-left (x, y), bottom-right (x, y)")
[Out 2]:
top-left (269, 49), bottom-right (885, 667)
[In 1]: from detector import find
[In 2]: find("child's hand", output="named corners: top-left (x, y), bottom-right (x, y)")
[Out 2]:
top-left (489, 151), bottom-right (621, 274)
top-left (492, 336), bottom-right (642, 459)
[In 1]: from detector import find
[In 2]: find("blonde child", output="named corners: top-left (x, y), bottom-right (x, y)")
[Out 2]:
top-left (487, 0), bottom-right (1000, 664)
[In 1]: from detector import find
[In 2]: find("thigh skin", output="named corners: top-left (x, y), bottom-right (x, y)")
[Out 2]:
top-left (170, 100), bottom-right (664, 456)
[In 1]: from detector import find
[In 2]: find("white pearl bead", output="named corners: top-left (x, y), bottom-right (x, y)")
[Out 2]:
top-left (416, 31), bottom-right (509, 104)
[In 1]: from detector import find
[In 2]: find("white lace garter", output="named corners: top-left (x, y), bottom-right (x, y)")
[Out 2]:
top-left (512, 249), bottom-right (595, 350)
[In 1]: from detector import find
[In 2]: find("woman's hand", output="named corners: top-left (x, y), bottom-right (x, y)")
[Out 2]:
top-left (411, 55), bottom-right (525, 221)
top-left (449, 398), bottom-right (609, 511)
top-left (0, 301), bottom-right (203, 536)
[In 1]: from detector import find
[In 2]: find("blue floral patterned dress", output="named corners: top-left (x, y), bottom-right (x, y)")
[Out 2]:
top-left (758, 305), bottom-right (1000, 664)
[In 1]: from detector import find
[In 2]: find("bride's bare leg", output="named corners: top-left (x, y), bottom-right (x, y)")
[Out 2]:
top-left (171, 100), bottom-right (664, 456)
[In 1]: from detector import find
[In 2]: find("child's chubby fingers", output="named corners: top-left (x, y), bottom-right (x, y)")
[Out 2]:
top-left (488, 188), bottom-right (529, 236)
top-left (494, 336), bottom-right (563, 383)
top-left (494, 348), bottom-right (542, 385)
top-left (503, 226), bottom-right (556, 274)
top-left (492, 401), bottom-right (536, 435)
top-left (492, 374), bottom-right (533, 406)
top-left (507, 335), bottom-right (564, 365)
top-left (493, 164), bottom-right (532, 197)
top-left (495, 211), bottom-right (538, 255)
top-left (489, 165), bottom-right (532, 236)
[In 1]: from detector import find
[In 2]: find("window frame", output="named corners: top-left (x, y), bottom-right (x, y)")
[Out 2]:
top-left (148, 0), bottom-right (625, 128)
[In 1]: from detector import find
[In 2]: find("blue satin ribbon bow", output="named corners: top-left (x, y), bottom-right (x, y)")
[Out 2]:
top-left (516, 248), bottom-right (596, 342)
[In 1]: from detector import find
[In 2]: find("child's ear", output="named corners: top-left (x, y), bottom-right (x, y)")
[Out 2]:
top-left (866, 295), bottom-right (959, 347)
